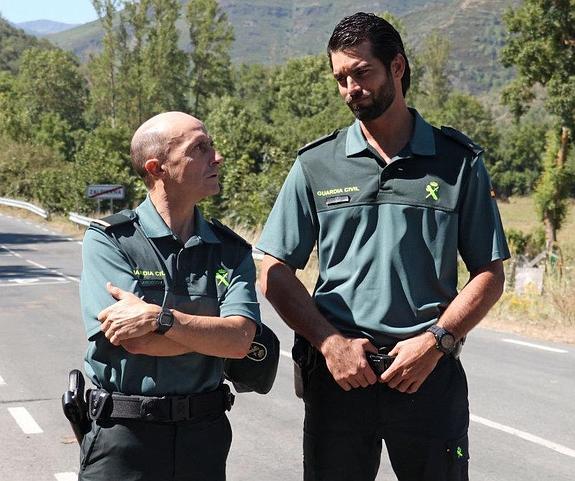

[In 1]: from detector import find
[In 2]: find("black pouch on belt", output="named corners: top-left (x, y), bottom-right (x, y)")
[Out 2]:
top-left (292, 334), bottom-right (315, 399)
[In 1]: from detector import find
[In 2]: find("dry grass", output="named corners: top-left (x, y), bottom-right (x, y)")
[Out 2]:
top-left (498, 197), bottom-right (575, 259)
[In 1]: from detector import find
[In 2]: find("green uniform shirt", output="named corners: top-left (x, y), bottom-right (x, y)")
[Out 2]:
top-left (257, 109), bottom-right (509, 346)
top-left (80, 196), bottom-right (261, 395)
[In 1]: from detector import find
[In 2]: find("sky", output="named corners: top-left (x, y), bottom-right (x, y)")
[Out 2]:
top-left (0, 0), bottom-right (98, 24)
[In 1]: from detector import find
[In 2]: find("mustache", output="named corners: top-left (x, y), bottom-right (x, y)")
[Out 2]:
top-left (346, 92), bottom-right (370, 105)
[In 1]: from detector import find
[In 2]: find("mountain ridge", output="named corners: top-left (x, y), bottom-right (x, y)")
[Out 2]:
top-left (41, 0), bottom-right (520, 93)
top-left (15, 20), bottom-right (80, 36)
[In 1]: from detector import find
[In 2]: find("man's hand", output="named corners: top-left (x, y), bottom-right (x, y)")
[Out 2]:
top-left (379, 333), bottom-right (443, 394)
top-left (98, 283), bottom-right (160, 345)
top-left (320, 335), bottom-right (379, 391)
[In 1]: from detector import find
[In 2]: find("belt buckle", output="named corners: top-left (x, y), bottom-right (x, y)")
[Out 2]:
top-left (170, 397), bottom-right (190, 421)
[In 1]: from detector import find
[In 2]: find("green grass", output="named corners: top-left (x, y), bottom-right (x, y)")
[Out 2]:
top-left (498, 196), bottom-right (575, 259)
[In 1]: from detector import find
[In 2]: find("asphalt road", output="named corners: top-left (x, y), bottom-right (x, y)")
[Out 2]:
top-left (1, 211), bottom-right (574, 481)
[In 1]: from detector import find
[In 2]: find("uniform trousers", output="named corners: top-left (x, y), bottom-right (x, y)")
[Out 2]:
top-left (79, 412), bottom-right (232, 481)
top-left (303, 354), bottom-right (469, 481)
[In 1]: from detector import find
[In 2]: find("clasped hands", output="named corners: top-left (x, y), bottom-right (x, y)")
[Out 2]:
top-left (322, 333), bottom-right (443, 394)
top-left (98, 282), bottom-right (161, 346)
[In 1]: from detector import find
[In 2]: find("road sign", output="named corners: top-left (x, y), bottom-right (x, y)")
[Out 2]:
top-left (85, 184), bottom-right (125, 200)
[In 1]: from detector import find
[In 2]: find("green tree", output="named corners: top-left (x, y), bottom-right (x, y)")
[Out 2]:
top-left (428, 92), bottom-right (499, 157)
top-left (501, 0), bottom-right (575, 247)
top-left (534, 129), bottom-right (572, 243)
top-left (16, 47), bottom-right (86, 131)
top-left (0, 16), bottom-right (52, 74)
top-left (88, 0), bottom-right (123, 127)
top-left (205, 95), bottom-right (274, 224)
top-left (378, 12), bottom-right (423, 100)
top-left (417, 30), bottom-right (451, 113)
top-left (72, 125), bottom-right (140, 213)
top-left (143, 0), bottom-right (188, 114)
top-left (270, 55), bottom-right (351, 155)
top-left (490, 119), bottom-right (549, 196)
top-left (186, 0), bottom-right (234, 118)
top-left (119, 0), bottom-right (151, 128)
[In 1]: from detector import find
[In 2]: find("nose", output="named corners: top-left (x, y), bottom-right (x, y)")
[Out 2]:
top-left (213, 150), bottom-right (224, 166)
top-left (346, 76), bottom-right (361, 97)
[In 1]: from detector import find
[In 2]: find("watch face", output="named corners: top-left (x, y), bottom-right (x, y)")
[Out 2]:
top-left (156, 309), bottom-right (174, 334)
top-left (159, 311), bottom-right (172, 327)
top-left (440, 333), bottom-right (456, 351)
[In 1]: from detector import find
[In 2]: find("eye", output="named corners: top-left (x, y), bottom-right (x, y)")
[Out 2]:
top-left (195, 139), bottom-right (214, 154)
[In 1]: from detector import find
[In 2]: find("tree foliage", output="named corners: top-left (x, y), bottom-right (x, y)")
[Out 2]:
top-left (501, 0), bottom-right (575, 246)
top-left (0, 6), bottom-right (568, 232)
top-left (187, 0), bottom-right (234, 118)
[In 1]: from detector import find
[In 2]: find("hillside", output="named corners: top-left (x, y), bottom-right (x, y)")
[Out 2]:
top-left (0, 16), bottom-right (52, 74)
top-left (15, 20), bottom-right (80, 36)
top-left (47, 0), bottom-right (520, 93)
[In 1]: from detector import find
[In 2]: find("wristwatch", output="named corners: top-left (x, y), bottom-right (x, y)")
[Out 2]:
top-left (426, 325), bottom-right (456, 355)
top-left (155, 307), bottom-right (174, 335)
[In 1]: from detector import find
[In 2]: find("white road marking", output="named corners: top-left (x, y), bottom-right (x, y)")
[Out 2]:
top-left (0, 277), bottom-right (69, 287)
top-left (0, 245), bottom-right (80, 283)
top-left (26, 260), bottom-right (80, 283)
top-left (471, 414), bottom-right (575, 458)
top-left (54, 473), bottom-right (78, 481)
top-left (8, 407), bottom-right (43, 434)
top-left (278, 347), bottom-right (574, 458)
top-left (502, 338), bottom-right (568, 353)
top-left (0, 375), bottom-right (6, 385)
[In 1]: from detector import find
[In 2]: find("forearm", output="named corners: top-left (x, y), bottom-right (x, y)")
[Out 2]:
top-left (120, 333), bottom-right (192, 356)
top-left (437, 259), bottom-right (505, 340)
top-left (165, 313), bottom-right (256, 359)
top-left (260, 254), bottom-right (379, 390)
top-left (99, 284), bottom-right (257, 358)
top-left (259, 255), bottom-right (342, 350)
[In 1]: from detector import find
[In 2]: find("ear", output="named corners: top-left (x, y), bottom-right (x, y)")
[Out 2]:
top-left (144, 158), bottom-right (164, 179)
top-left (391, 53), bottom-right (405, 80)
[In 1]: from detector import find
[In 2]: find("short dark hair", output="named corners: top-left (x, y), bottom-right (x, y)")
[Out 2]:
top-left (130, 130), bottom-right (169, 187)
top-left (327, 12), bottom-right (411, 96)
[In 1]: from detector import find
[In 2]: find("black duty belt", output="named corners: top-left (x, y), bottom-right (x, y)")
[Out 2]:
top-left (88, 384), bottom-right (234, 422)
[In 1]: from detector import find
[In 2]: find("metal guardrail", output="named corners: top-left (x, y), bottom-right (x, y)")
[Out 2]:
top-left (0, 197), bottom-right (49, 219)
top-left (68, 212), bottom-right (97, 227)
top-left (2, 197), bottom-right (265, 260)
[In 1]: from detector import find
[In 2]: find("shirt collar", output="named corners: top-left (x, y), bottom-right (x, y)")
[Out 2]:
top-left (191, 208), bottom-right (221, 245)
top-left (345, 108), bottom-right (436, 158)
top-left (135, 195), bottom-right (221, 245)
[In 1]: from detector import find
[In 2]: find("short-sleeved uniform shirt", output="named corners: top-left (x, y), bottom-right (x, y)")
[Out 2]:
top-left (257, 109), bottom-right (509, 346)
top-left (80, 196), bottom-right (261, 396)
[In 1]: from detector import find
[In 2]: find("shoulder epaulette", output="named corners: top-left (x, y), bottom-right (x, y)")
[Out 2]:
top-left (440, 126), bottom-right (484, 155)
top-left (210, 218), bottom-right (251, 248)
top-left (297, 130), bottom-right (340, 156)
top-left (89, 210), bottom-right (138, 232)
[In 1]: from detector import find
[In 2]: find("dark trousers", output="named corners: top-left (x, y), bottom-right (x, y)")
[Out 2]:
top-left (303, 355), bottom-right (470, 481)
top-left (79, 412), bottom-right (232, 481)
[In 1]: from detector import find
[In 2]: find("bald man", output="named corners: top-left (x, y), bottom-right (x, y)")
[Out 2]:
top-left (79, 112), bottom-right (261, 481)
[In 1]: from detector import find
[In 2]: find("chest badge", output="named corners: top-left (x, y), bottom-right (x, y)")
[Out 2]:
top-left (425, 181), bottom-right (440, 201)
top-left (216, 268), bottom-right (230, 287)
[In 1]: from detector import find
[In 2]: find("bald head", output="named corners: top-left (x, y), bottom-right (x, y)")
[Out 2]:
top-left (130, 111), bottom-right (204, 186)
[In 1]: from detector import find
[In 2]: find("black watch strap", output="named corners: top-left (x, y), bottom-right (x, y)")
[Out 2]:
top-left (155, 307), bottom-right (174, 335)
top-left (426, 324), bottom-right (456, 354)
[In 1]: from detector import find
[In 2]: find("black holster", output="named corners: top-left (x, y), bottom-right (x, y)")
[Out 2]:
top-left (292, 334), bottom-right (317, 399)
top-left (61, 369), bottom-right (91, 443)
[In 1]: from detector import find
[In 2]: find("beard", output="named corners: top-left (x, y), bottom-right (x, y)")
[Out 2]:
top-left (346, 80), bottom-right (396, 122)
